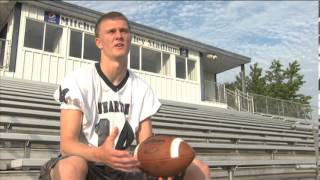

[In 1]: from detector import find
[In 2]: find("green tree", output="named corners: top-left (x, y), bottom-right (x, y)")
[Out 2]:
top-left (265, 60), bottom-right (287, 98)
top-left (224, 73), bottom-right (245, 91)
top-left (283, 60), bottom-right (310, 103)
top-left (225, 63), bottom-right (266, 95)
top-left (225, 59), bottom-right (311, 105)
top-left (247, 63), bottom-right (266, 95)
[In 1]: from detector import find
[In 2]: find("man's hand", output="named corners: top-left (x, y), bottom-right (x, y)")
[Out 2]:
top-left (96, 127), bottom-right (140, 172)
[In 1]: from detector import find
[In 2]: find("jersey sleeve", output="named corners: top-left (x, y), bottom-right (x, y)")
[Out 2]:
top-left (53, 74), bottom-right (84, 111)
top-left (138, 87), bottom-right (161, 122)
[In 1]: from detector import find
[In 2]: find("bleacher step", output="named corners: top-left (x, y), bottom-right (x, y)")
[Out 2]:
top-left (10, 158), bottom-right (49, 169)
top-left (0, 170), bottom-right (40, 180)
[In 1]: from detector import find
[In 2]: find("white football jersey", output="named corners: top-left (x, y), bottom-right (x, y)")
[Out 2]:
top-left (53, 63), bottom-right (161, 149)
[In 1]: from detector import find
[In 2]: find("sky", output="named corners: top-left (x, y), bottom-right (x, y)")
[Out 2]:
top-left (68, 1), bottom-right (318, 108)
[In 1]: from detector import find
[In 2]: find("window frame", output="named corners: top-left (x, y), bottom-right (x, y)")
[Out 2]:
top-left (129, 44), bottom-right (140, 70)
top-left (187, 58), bottom-right (197, 81)
top-left (161, 52), bottom-right (171, 76)
top-left (130, 44), bottom-right (172, 77)
top-left (68, 28), bottom-right (98, 61)
top-left (141, 46), bottom-right (162, 74)
top-left (23, 18), bottom-right (63, 55)
top-left (175, 55), bottom-right (187, 80)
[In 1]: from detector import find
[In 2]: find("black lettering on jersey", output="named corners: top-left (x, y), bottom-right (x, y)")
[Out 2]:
top-left (124, 104), bottom-right (130, 115)
top-left (98, 101), bottom-right (130, 115)
top-left (59, 86), bottom-right (69, 103)
top-left (114, 101), bottom-right (119, 112)
top-left (98, 103), bottom-right (102, 114)
top-left (115, 120), bottom-right (134, 150)
top-left (95, 118), bottom-right (110, 146)
top-left (102, 102), bottom-right (108, 113)
top-left (119, 102), bottom-right (124, 112)
top-left (109, 101), bottom-right (114, 112)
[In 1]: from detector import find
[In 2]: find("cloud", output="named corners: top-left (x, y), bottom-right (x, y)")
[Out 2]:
top-left (67, 1), bottom-right (318, 107)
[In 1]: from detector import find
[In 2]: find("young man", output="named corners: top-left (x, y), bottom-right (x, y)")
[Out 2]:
top-left (40, 12), bottom-right (210, 180)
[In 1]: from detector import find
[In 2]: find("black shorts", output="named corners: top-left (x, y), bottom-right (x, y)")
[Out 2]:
top-left (39, 155), bottom-right (183, 180)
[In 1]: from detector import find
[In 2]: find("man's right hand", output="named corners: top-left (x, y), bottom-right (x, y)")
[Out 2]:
top-left (96, 127), bottom-right (140, 172)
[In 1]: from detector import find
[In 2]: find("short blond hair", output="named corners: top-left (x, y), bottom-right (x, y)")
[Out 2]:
top-left (95, 11), bottom-right (130, 37)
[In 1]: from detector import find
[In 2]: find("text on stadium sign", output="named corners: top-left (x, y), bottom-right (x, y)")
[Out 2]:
top-left (132, 34), bottom-right (180, 55)
top-left (44, 11), bottom-right (95, 33)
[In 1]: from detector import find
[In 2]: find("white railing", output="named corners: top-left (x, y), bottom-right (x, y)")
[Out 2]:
top-left (250, 92), bottom-right (314, 120)
top-left (204, 80), bottom-right (226, 104)
top-left (225, 89), bottom-right (254, 113)
top-left (0, 38), bottom-right (11, 72)
top-left (132, 70), bottom-right (202, 104)
top-left (6, 47), bottom-right (93, 84)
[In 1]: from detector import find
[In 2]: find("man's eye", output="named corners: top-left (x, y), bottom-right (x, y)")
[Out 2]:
top-left (108, 29), bottom-right (116, 34)
top-left (120, 29), bottom-right (129, 33)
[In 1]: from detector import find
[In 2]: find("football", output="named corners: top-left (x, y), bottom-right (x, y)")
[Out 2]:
top-left (134, 135), bottom-right (195, 177)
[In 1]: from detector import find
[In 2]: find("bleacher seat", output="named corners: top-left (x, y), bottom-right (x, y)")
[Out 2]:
top-left (0, 76), bottom-right (318, 180)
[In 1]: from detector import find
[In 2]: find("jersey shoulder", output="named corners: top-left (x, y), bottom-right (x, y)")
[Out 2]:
top-left (61, 63), bottom-right (97, 91)
top-left (128, 70), bottom-right (151, 90)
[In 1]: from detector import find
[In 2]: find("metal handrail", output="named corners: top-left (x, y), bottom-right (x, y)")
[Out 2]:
top-left (203, 80), bottom-right (226, 104)
top-left (225, 88), bottom-right (254, 113)
top-left (0, 38), bottom-right (11, 71)
top-left (250, 92), bottom-right (313, 120)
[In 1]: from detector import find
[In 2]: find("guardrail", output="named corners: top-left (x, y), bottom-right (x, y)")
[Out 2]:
top-left (222, 88), bottom-right (315, 121)
top-left (0, 38), bottom-right (11, 72)
top-left (204, 80), bottom-right (226, 104)
top-left (250, 92), bottom-right (313, 120)
top-left (225, 89), bottom-right (254, 113)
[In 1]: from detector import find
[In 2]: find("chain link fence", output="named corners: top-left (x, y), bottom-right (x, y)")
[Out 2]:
top-left (250, 92), bottom-right (313, 120)
top-left (223, 88), bottom-right (314, 120)
top-left (225, 89), bottom-right (254, 113)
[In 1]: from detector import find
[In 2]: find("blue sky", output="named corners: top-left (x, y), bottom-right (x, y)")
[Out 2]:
top-left (68, 1), bottom-right (318, 107)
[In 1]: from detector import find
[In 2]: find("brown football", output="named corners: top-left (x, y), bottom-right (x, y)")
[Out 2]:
top-left (134, 135), bottom-right (195, 177)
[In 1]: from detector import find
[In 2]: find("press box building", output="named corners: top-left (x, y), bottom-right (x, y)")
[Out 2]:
top-left (0, 0), bottom-right (250, 108)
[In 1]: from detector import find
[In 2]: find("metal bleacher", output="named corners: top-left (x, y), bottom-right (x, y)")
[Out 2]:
top-left (0, 76), bottom-right (318, 180)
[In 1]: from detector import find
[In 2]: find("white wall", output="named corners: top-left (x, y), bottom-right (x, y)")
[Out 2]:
top-left (0, 7), bottom-right (14, 77)
top-left (0, 3), bottom-right (225, 108)
top-left (11, 4), bottom-right (92, 84)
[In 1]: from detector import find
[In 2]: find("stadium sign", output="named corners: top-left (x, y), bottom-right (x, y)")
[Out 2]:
top-left (44, 11), bottom-right (183, 55)
top-left (132, 34), bottom-right (180, 55)
top-left (44, 11), bottom-right (95, 33)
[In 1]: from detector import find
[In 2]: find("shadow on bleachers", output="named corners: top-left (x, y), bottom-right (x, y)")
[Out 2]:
top-left (0, 76), bottom-right (318, 180)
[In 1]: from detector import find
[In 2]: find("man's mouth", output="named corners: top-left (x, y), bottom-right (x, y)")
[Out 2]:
top-left (114, 43), bottom-right (124, 48)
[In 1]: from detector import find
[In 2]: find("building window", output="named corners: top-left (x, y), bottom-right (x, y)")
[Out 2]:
top-left (161, 53), bottom-right (170, 76)
top-left (69, 30), bottom-right (99, 61)
top-left (24, 19), bottom-right (62, 54)
top-left (130, 44), bottom-right (139, 70)
top-left (142, 47), bottom-right (161, 74)
top-left (69, 30), bottom-right (82, 58)
top-left (187, 60), bottom-right (197, 81)
top-left (84, 34), bottom-right (100, 61)
top-left (24, 19), bottom-right (44, 50)
top-left (176, 56), bottom-right (186, 79)
top-left (44, 24), bottom-right (62, 53)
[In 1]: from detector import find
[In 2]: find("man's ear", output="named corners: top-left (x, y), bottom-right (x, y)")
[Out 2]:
top-left (95, 37), bottom-right (103, 49)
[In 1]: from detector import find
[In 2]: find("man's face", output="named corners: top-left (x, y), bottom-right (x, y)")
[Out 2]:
top-left (96, 19), bottom-right (131, 60)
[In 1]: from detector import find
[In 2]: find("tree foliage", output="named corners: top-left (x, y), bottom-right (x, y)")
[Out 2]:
top-left (225, 60), bottom-right (311, 104)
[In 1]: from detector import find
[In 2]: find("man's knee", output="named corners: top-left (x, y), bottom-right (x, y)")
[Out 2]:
top-left (51, 156), bottom-right (88, 180)
top-left (183, 159), bottom-right (210, 180)
top-left (194, 159), bottom-right (210, 175)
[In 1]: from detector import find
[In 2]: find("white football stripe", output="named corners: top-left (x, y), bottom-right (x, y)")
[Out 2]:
top-left (170, 138), bottom-right (183, 158)
top-left (134, 143), bottom-right (140, 159)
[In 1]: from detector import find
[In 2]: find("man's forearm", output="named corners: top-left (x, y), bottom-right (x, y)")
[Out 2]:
top-left (60, 140), bottom-right (103, 163)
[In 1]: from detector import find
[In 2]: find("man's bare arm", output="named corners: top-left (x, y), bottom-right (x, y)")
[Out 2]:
top-left (59, 109), bottom-right (139, 171)
top-left (136, 118), bottom-right (153, 144)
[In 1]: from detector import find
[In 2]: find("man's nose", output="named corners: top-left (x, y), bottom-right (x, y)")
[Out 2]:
top-left (115, 30), bottom-right (123, 39)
